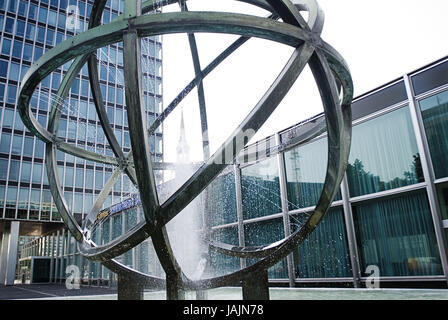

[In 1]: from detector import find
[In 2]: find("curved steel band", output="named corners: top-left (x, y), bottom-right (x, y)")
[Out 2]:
top-left (17, 0), bottom-right (353, 289)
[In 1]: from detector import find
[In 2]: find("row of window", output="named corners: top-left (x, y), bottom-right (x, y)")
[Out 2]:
top-left (1, 60), bottom-right (161, 106)
top-left (210, 190), bottom-right (442, 279)
top-left (209, 93), bottom-right (446, 224)
top-left (206, 86), bottom-right (448, 280)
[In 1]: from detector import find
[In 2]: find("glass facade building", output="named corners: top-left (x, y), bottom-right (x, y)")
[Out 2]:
top-left (13, 56), bottom-right (448, 289)
top-left (208, 56), bottom-right (448, 288)
top-left (0, 0), bottom-right (162, 285)
top-left (15, 56), bottom-right (448, 289)
top-left (2, 0), bottom-right (448, 288)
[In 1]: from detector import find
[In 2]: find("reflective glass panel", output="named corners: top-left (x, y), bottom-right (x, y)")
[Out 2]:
top-left (284, 137), bottom-right (341, 210)
top-left (419, 90), bottom-right (448, 179)
top-left (353, 191), bottom-right (443, 276)
top-left (244, 218), bottom-right (288, 279)
top-left (241, 156), bottom-right (281, 220)
top-left (293, 207), bottom-right (352, 278)
top-left (347, 106), bottom-right (423, 197)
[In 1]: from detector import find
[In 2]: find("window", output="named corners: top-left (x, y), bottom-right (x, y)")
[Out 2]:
top-left (11, 134), bottom-right (22, 155)
top-left (18, 187), bottom-right (29, 211)
top-left (73, 192), bottom-right (83, 213)
top-left (0, 159), bottom-right (8, 179)
top-left (46, 29), bottom-right (54, 46)
top-left (23, 136), bottom-right (34, 157)
top-left (7, 84), bottom-right (17, 103)
top-left (107, 85), bottom-right (115, 102)
top-left (0, 60), bottom-right (8, 78)
top-left (37, 26), bottom-right (46, 43)
top-left (14, 111), bottom-right (24, 131)
top-left (20, 162), bottom-right (31, 182)
top-left (18, 1), bottom-right (27, 16)
top-left (0, 132), bottom-right (11, 153)
top-left (209, 226), bottom-right (240, 276)
top-left (293, 207), bottom-right (352, 278)
top-left (34, 139), bottom-right (44, 158)
top-left (32, 163), bottom-right (42, 184)
top-left (71, 78), bottom-right (79, 95)
top-left (8, 0), bottom-right (17, 13)
top-left (28, 4), bottom-right (37, 20)
top-left (51, 72), bottom-right (61, 90)
top-left (353, 192), bottom-right (443, 277)
top-left (48, 10), bottom-right (57, 27)
top-left (20, 65), bottom-right (29, 82)
top-left (419, 90), bottom-right (448, 179)
top-left (67, 120), bottom-right (76, 139)
top-left (0, 83), bottom-right (5, 100)
top-left (12, 40), bottom-right (23, 59)
top-left (209, 172), bottom-right (237, 226)
top-left (38, 114), bottom-right (47, 128)
top-left (285, 137), bottom-right (342, 210)
top-left (346, 106), bottom-right (423, 197)
top-left (34, 46), bottom-right (43, 61)
top-left (6, 187), bottom-right (18, 212)
top-left (241, 156), bottom-right (281, 220)
top-left (56, 32), bottom-right (64, 45)
top-left (2, 109), bottom-right (14, 129)
top-left (9, 160), bottom-right (20, 181)
top-left (57, 118), bottom-right (67, 138)
top-left (75, 168), bottom-right (84, 189)
top-left (57, 12), bottom-right (66, 29)
top-left (25, 23), bottom-right (35, 41)
top-left (23, 43), bottom-right (33, 61)
top-left (2, 38), bottom-right (11, 55)
top-left (65, 167), bottom-right (74, 187)
top-left (15, 20), bottom-right (25, 37)
top-left (5, 17), bottom-right (15, 33)
top-left (85, 169), bottom-right (94, 189)
top-left (95, 170), bottom-right (103, 190)
top-left (244, 218), bottom-right (288, 279)
top-left (38, 7), bottom-right (48, 24)
top-left (412, 61), bottom-right (448, 96)
top-left (81, 79), bottom-right (89, 97)
top-left (9, 62), bottom-right (20, 82)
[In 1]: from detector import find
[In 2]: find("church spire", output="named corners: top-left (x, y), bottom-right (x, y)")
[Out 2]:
top-left (176, 107), bottom-right (190, 163)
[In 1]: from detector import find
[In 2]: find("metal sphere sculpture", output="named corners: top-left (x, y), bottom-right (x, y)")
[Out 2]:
top-left (18, 0), bottom-right (353, 299)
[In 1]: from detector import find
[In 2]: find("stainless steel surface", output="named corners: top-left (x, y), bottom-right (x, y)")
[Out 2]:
top-left (17, 0), bottom-right (353, 297)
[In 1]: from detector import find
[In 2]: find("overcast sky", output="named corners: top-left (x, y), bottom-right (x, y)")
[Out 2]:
top-left (160, 0), bottom-right (448, 164)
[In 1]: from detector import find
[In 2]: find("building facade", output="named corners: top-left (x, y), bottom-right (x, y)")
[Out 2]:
top-left (17, 55), bottom-right (448, 289)
top-left (206, 56), bottom-right (448, 288)
top-left (0, 0), bottom-right (162, 285)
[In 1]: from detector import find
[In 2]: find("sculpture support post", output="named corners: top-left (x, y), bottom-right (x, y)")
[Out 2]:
top-left (242, 270), bottom-right (270, 300)
top-left (166, 274), bottom-right (185, 300)
top-left (118, 274), bottom-right (144, 300)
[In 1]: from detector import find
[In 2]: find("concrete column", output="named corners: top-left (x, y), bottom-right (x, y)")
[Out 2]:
top-left (0, 229), bottom-right (10, 284)
top-left (49, 233), bottom-right (55, 282)
top-left (5, 221), bottom-right (20, 285)
top-left (54, 230), bottom-right (60, 283)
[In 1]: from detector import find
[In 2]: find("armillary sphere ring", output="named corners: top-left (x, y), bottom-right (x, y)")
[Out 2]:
top-left (17, 0), bottom-right (353, 292)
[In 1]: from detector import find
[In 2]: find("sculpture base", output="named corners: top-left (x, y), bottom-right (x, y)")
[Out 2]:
top-left (242, 270), bottom-right (270, 300)
top-left (117, 274), bottom-right (144, 300)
